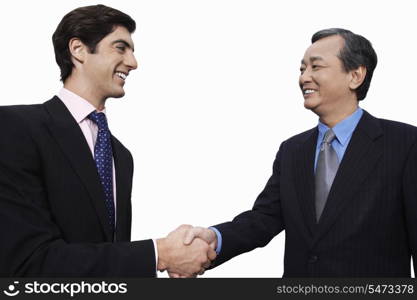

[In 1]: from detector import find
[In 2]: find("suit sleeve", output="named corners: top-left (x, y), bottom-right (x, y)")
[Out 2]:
top-left (403, 137), bottom-right (417, 273)
top-left (0, 108), bottom-right (156, 277)
top-left (212, 143), bottom-right (285, 267)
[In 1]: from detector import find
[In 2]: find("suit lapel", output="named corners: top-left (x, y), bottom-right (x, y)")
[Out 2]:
top-left (312, 111), bottom-right (384, 245)
top-left (112, 137), bottom-right (132, 241)
top-left (294, 128), bottom-right (318, 237)
top-left (43, 97), bottom-right (113, 241)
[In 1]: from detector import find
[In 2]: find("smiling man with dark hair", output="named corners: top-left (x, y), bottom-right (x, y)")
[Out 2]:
top-left (0, 4), bottom-right (215, 277)
top-left (183, 28), bottom-right (417, 277)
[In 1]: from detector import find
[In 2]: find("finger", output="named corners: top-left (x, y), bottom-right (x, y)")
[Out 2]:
top-left (174, 272), bottom-right (192, 278)
top-left (198, 269), bottom-right (205, 276)
top-left (169, 272), bottom-right (180, 278)
top-left (207, 247), bottom-right (217, 261)
top-left (203, 260), bottom-right (211, 269)
top-left (190, 270), bottom-right (202, 277)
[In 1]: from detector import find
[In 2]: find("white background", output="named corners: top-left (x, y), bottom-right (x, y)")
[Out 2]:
top-left (0, 0), bottom-right (416, 277)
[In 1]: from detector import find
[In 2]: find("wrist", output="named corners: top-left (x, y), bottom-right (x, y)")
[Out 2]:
top-left (208, 228), bottom-right (218, 249)
top-left (156, 238), bottom-right (168, 271)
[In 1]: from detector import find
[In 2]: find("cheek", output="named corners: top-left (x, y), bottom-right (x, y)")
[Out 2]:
top-left (316, 73), bottom-right (341, 94)
top-left (88, 63), bottom-right (106, 77)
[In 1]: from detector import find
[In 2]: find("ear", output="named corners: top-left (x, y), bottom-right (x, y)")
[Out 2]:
top-left (68, 38), bottom-right (87, 64)
top-left (349, 65), bottom-right (367, 90)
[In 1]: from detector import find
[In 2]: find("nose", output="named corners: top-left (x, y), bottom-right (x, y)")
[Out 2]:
top-left (125, 51), bottom-right (138, 70)
top-left (299, 67), bottom-right (312, 86)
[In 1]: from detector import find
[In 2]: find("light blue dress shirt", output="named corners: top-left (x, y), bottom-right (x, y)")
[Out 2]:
top-left (314, 107), bottom-right (363, 170)
top-left (212, 107), bottom-right (364, 255)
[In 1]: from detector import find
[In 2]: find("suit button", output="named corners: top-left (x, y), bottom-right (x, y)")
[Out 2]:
top-left (308, 255), bottom-right (318, 264)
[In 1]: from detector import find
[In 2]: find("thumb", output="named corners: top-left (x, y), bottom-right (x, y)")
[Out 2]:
top-left (183, 227), bottom-right (199, 245)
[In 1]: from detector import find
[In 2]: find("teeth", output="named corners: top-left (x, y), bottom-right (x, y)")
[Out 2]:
top-left (304, 89), bottom-right (315, 94)
top-left (116, 72), bottom-right (127, 80)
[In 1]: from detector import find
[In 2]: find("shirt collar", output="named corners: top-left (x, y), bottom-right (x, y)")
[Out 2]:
top-left (58, 88), bottom-right (106, 124)
top-left (317, 107), bottom-right (363, 146)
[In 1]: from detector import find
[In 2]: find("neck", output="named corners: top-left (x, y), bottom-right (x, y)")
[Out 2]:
top-left (318, 101), bottom-right (358, 128)
top-left (63, 75), bottom-right (106, 111)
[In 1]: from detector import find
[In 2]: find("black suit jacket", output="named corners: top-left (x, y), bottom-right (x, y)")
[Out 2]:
top-left (213, 111), bottom-right (417, 277)
top-left (0, 96), bottom-right (155, 277)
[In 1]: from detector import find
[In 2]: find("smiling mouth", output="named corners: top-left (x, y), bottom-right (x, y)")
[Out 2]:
top-left (115, 71), bottom-right (128, 81)
top-left (303, 89), bottom-right (316, 96)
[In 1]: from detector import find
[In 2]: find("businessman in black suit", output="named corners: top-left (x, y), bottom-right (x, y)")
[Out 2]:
top-left (181, 28), bottom-right (417, 277)
top-left (0, 4), bottom-right (215, 277)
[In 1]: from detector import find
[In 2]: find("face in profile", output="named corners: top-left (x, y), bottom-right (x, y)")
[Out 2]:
top-left (82, 25), bottom-right (138, 100)
top-left (299, 35), bottom-right (355, 117)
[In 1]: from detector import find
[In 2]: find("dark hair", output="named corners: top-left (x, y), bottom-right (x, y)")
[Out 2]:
top-left (311, 28), bottom-right (377, 101)
top-left (52, 4), bottom-right (136, 82)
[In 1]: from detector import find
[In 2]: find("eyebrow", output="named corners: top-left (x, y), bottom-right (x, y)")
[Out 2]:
top-left (310, 56), bottom-right (324, 62)
top-left (301, 56), bottom-right (324, 65)
top-left (112, 39), bottom-right (135, 52)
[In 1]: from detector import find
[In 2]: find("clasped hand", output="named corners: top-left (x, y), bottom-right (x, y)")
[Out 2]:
top-left (156, 225), bottom-right (218, 278)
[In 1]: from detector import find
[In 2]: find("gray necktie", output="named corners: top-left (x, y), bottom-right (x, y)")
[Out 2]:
top-left (315, 129), bottom-right (339, 222)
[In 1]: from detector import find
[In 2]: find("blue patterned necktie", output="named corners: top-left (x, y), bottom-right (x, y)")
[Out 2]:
top-left (88, 111), bottom-right (115, 230)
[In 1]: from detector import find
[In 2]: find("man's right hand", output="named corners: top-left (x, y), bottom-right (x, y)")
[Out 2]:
top-left (183, 226), bottom-right (218, 250)
top-left (168, 225), bottom-right (219, 278)
top-left (156, 225), bottom-right (216, 277)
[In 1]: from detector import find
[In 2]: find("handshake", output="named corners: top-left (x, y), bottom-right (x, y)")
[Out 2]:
top-left (156, 225), bottom-right (217, 278)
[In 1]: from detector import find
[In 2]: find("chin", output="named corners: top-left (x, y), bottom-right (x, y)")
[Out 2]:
top-left (110, 90), bottom-right (125, 99)
top-left (304, 100), bottom-right (316, 110)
